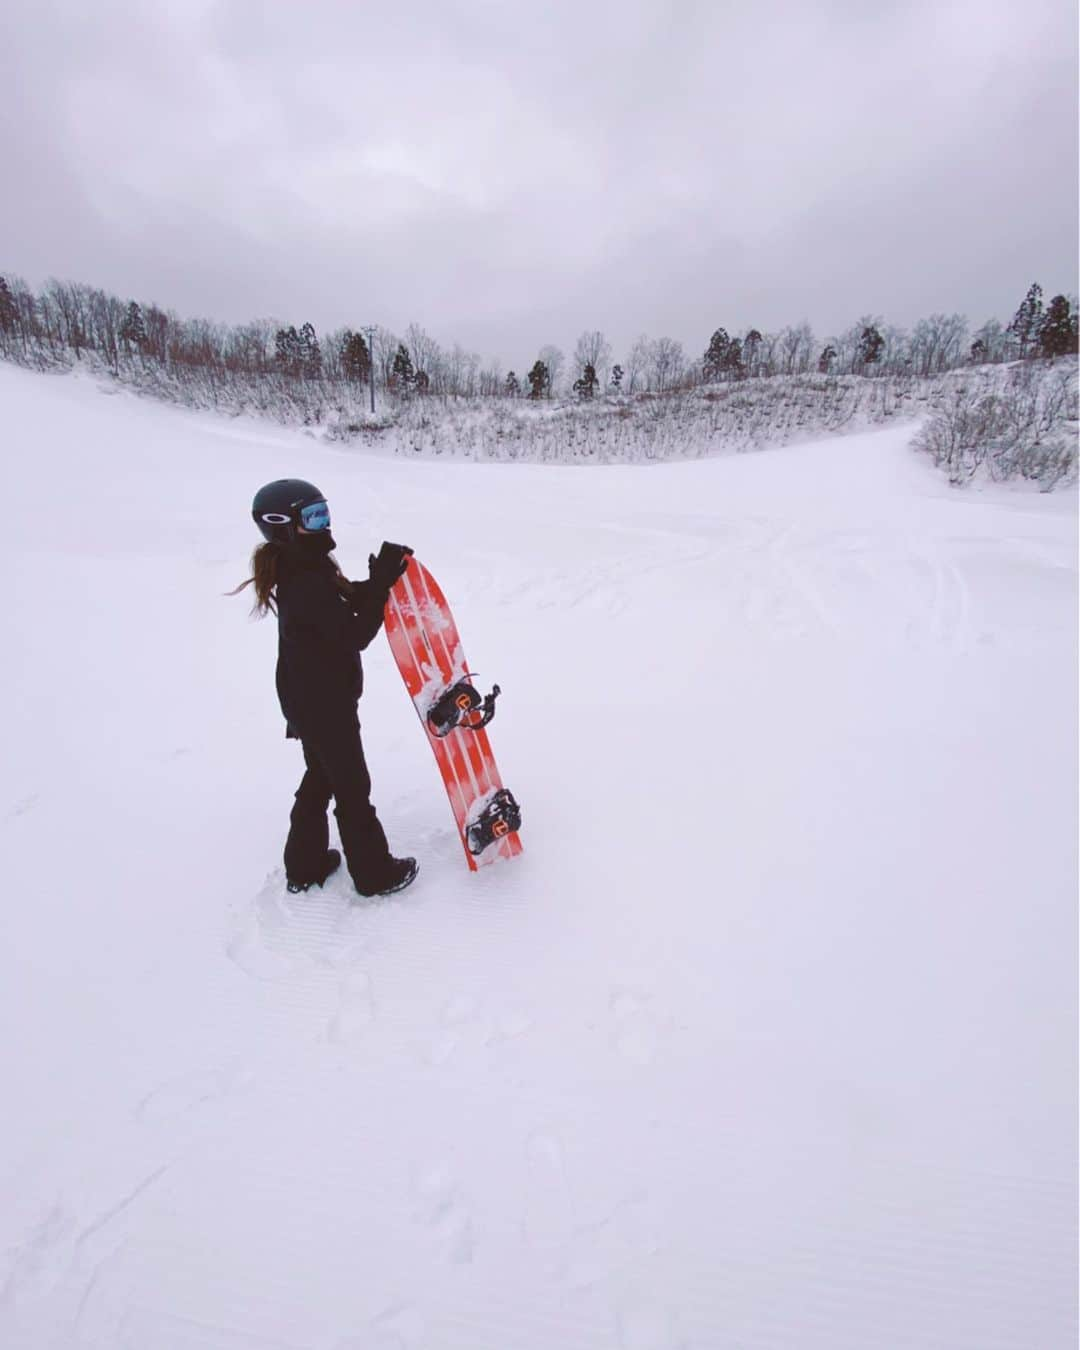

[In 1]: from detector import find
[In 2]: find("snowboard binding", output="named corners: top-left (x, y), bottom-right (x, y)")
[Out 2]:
top-left (427, 677), bottom-right (501, 738)
top-left (466, 788), bottom-right (522, 856)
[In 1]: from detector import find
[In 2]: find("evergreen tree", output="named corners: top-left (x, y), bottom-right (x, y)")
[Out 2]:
top-left (298, 322), bottom-right (321, 379)
top-left (392, 343), bottom-right (415, 389)
top-left (275, 326), bottom-right (302, 376)
top-left (1038, 295), bottom-right (1078, 358)
top-left (610, 363), bottom-right (623, 391)
top-left (504, 370), bottom-right (520, 397)
top-left (340, 330), bottom-right (371, 382)
top-left (743, 329), bottom-right (762, 376)
top-left (724, 337), bottom-right (744, 379)
top-left (856, 324), bottom-right (884, 368)
top-left (703, 327), bottom-right (731, 382)
top-left (1008, 282), bottom-right (1043, 358)
top-left (0, 277), bottom-right (17, 334)
top-left (527, 359), bottom-right (549, 399)
top-left (573, 362), bottom-right (598, 399)
top-left (119, 301), bottom-right (147, 352)
top-left (969, 337), bottom-right (987, 363)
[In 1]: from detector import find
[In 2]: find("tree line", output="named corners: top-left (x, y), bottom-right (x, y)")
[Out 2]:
top-left (0, 272), bottom-right (1075, 407)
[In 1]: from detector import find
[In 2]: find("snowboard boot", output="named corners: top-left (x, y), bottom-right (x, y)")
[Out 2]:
top-left (355, 856), bottom-right (419, 899)
top-left (287, 848), bottom-right (342, 894)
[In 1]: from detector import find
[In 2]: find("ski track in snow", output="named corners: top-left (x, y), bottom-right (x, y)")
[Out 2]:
top-left (1, 363), bottom-right (1076, 1350)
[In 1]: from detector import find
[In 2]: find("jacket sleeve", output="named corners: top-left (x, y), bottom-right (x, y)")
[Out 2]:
top-left (287, 571), bottom-right (387, 653)
top-left (347, 578), bottom-right (391, 650)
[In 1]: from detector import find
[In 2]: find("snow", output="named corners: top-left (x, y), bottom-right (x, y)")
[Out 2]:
top-left (2, 361), bottom-right (1076, 1349)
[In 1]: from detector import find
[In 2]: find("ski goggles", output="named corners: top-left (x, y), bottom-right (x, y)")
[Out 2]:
top-left (298, 500), bottom-right (331, 531)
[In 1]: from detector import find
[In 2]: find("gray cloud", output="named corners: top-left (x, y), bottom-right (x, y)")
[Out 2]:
top-left (2, 0), bottom-right (1076, 367)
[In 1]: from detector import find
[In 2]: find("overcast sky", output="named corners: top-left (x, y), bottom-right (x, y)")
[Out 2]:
top-left (3, 0), bottom-right (1076, 368)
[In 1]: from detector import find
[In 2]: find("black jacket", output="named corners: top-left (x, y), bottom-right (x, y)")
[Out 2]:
top-left (274, 540), bottom-right (389, 738)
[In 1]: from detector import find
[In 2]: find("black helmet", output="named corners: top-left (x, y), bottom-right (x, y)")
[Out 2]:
top-left (251, 479), bottom-right (327, 543)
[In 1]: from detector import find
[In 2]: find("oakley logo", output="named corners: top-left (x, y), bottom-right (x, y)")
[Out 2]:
top-left (261, 512), bottom-right (292, 524)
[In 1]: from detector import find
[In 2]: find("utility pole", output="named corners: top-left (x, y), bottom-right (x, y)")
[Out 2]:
top-left (363, 325), bottom-right (377, 413)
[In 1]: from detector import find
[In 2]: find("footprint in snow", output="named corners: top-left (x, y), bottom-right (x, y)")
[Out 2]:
top-left (425, 992), bottom-right (484, 1065)
top-left (7, 793), bottom-right (40, 819)
top-left (358, 1303), bottom-right (428, 1350)
top-left (117, 1307), bottom-right (289, 1349)
top-left (412, 1163), bottom-right (474, 1265)
top-left (522, 1132), bottom-right (657, 1291)
top-left (617, 1296), bottom-right (690, 1349)
top-left (486, 1008), bottom-right (534, 1047)
top-left (224, 885), bottom-right (300, 982)
top-left (0, 1204), bottom-right (76, 1306)
top-left (522, 1130), bottom-right (575, 1262)
top-left (326, 969), bottom-right (376, 1044)
top-left (135, 1060), bottom-right (254, 1124)
top-left (610, 987), bottom-right (660, 1066)
top-left (226, 870), bottom-right (367, 982)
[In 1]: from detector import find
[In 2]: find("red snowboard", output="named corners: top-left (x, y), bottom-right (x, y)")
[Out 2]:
top-left (384, 557), bottom-right (523, 871)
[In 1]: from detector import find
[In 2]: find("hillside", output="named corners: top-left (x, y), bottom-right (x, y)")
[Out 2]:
top-left (2, 361), bottom-right (1076, 1349)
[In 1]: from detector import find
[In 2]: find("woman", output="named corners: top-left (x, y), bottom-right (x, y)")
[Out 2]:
top-left (234, 478), bottom-right (418, 898)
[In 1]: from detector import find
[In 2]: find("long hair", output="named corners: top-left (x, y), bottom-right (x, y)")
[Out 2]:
top-left (228, 541), bottom-right (283, 616)
top-left (228, 540), bottom-right (350, 617)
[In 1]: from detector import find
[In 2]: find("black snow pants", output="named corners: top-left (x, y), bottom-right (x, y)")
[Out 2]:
top-left (283, 714), bottom-right (393, 892)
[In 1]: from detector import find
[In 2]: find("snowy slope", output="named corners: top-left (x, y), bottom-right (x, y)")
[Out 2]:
top-left (1, 362), bottom-right (1076, 1350)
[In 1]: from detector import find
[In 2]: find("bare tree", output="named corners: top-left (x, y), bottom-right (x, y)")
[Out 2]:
top-left (969, 318), bottom-right (1008, 365)
top-left (623, 335), bottom-right (652, 393)
top-left (879, 325), bottom-right (909, 374)
top-left (461, 350), bottom-right (480, 399)
top-left (742, 329), bottom-right (763, 378)
top-left (757, 331), bottom-right (781, 378)
top-left (373, 327), bottom-right (402, 393)
top-left (445, 343), bottom-right (468, 397)
top-left (46, 280), bottom-right (92, 360)
top-left (909, 313), bottom-right (968, 377)
top-left (538, 344), bottom-right (564, 398)
top-left (143, 304), bottom-right (173, 367)
top-left (572, 330), bottom-right (612, 388)
top-left (478, 359), bottom-right (504, 397)
top-left (0, 274), bottom-right (38, 359)
top-left (406, 322), bottom-right (441, 393)
top-left (93, 288), bottom-right (127, 374)
top-left (650, 337), bottom-right (685, 392)
top-left (778, 321), bottom-right (814, 375)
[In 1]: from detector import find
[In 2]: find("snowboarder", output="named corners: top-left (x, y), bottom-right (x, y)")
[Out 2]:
top-left (233, 479), bottom-right (418, 898)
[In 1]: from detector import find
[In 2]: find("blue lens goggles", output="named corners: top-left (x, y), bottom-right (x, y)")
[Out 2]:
top-left (299, 500), bottom-right (331, 531)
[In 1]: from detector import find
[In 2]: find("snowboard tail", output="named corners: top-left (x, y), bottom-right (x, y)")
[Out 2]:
top-left (384, 558), bottom-right (523, 871)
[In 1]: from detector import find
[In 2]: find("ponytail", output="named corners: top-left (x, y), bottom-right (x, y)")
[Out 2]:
top-left (227, 541), bottom-right (281, 616)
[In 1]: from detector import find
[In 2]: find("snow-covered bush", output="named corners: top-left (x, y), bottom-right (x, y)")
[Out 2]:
top-left (324, 371), bottom-right (925, 465)
top-left (913, 359), bottom-right (1078, 489)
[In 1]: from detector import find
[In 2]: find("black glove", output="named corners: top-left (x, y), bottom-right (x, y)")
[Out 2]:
top-left (368, 540), bottom-right (414, 590)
